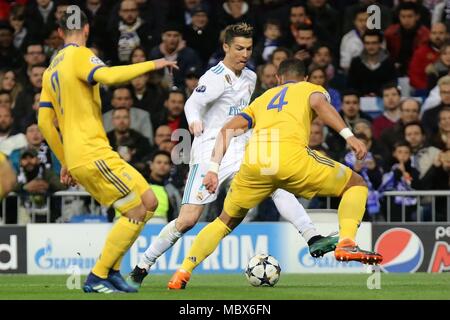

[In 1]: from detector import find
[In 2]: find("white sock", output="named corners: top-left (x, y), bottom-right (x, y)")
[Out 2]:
top-left (271, 189), bottom-right (319, 242)
top-left (137, 219), bottom-right (183, 271)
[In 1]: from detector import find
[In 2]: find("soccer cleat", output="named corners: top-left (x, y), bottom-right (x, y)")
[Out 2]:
top-left (126, 266), bottom-right (148, 290)
top-left (167, 269), bottom-right (191, 290)
top-left (308, 232), bottom-right (339, 258)
top-left (334, 238), bottom-right (383, 265)
top-left (107, 269), bottom-right (138, 293)
top-left (83, 272), bottom-right (122, 293)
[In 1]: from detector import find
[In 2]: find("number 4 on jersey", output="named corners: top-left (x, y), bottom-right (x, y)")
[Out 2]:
top-left (267, 87), bottom-right (288, 112)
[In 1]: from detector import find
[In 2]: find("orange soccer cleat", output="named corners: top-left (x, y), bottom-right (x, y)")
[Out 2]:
top-left (334, 238), bottom-right (383, 265)
top-left (167, 269), bottom-right (191, 290)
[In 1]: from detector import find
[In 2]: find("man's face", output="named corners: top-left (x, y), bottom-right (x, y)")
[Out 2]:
top-left (400, 99), bottom-right (420, 123)
top-left (55, 5), bottom-right (69, 22)
top-left (9, 14), bottom-right (24, 31)
top-left (131, 74), bottom-right (148, 91)
top-left (20, 155), bottom-right (39, 172)
top-left (439, 110), bottom-right (450, 132)
top-left (354, 122), bottom-right (372, 139)
top-left (430, 23), bottom-right (447, 48)
top-left (162, 31), bottom-right (182, 52)
top-left (440, 83), bottom-right (450, 105)
top-left (309, 124), bottom-right (323, 146)
top-left (0, 94), bottom-right (11, 109)
top-left (354, 12), bottom-right (368, 33)
top-left (405, 125), bottom-right (423, 149)
top-left (264, 24), bottom-right (281, 41)
top-left (112, 109), bottom-right (131, 133)
top-left (165, 93), bottom-right (185, 117)
top-left (342, 95), bottom-right (360, 118)
top-left (112, 89), bottom-right (133, 109)
top-left (223, 36), bottom-right (253, 72)
top-left (312, 47), bottom-right (331, 67)
top-left (383, 87), bottom-right (401, 111)
top-left (290, 6), bottom-right (307, 26)
top-left (0, 29), bottom-right (13, 48)
top-left (192, 12), bottom-right (208, 29)
top-left (29, 67), bottom-right (45, 89)
top-left (399, 9), bottom-right (419, 30)
top-left (150, 154), bottom-right (171, 178)
top-left (363, 35), bottom-right (381, 56)
top-left (46, 30), bottom-right (63, 49)
top-left (155, 126), bottom-right (172, 146)
top-left (0, 107), bottom-right (13, 133)
top-left (272, 51), bottom-right (288, 69)
top-left (393, 146), bottom-right (411, 163)
top-left (295, 30), bottom-right (315, 48)
top-left (309, 69), bottom-right (326, 86)
top-left (119, 0), bottom-right (139, 25)
top-left (25, 45), bottom-right (45, 66)
top-left (261, 64), bottom-right (277, 88)
top-left (26, 124), bottom-right (43, 146)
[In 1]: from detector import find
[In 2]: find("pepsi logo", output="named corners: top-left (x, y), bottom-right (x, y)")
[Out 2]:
top-left (375, 228), bottom-right (424, 273)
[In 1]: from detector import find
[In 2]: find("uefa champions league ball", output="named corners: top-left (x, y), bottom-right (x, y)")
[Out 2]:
top-left (245, 254), bottom-right (281, 287)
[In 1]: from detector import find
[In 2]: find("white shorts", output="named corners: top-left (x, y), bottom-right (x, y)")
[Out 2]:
top-left (182, 160), bottom-right (242, 205)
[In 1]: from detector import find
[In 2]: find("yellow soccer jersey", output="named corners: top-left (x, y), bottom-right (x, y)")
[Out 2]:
top-left (39, 44), bottom-right (111, 169)
top-left (240, 81), bottom-right (329, 148)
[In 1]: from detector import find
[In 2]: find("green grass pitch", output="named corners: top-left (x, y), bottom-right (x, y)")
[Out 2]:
top-left (0, 274), bottom-right (449, 300)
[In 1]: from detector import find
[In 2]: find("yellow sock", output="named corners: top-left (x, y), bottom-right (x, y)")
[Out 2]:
top-left (111, 211), bottom-right (154, 271)
top-left (181, 218), bottom-right (231, 273)
top-left (92, 216), bottom-right (144, 278)
top-left (338, 186), bottom-right (368, 242)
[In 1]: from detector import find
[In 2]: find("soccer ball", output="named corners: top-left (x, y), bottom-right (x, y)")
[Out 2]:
top-left (245, 254), bottom-right (281, 287)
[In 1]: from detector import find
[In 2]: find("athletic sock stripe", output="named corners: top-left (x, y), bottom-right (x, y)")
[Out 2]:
top-left (95, 161), bottom-right (128, 196)
top-left (99, 160), bottom-right (131, 194)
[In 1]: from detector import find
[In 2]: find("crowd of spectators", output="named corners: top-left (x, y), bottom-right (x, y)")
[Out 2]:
top-left (1, 0), bottom-right (450, 224)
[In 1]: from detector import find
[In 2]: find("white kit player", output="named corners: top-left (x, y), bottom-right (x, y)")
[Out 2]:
top-left (126, 23), bottom-right (338, 289)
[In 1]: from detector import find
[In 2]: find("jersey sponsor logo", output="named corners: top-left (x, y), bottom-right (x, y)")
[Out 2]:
top-left (195, 85), bottom-right (206, 93)
top-left (90, 56), bottom-right (105, 65)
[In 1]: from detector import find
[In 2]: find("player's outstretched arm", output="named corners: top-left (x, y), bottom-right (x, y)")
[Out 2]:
top-left (93, 59), bottom-right (178, 86)
top-left (309, 92), bottom-right (367, 160)
top-left (203, 115), bottom-right (249, 193)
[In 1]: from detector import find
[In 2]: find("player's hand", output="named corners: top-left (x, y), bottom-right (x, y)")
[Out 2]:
top-left (60, 167), bottom-right (77, 187)
top-left (189, 120), bottom-right (204, 137)
top-left (203, 171), bottom-right (218, 194)
top-left (347, 136), bottom-right (367, 160)
top-left (153, 59), bottom-right (179, 72)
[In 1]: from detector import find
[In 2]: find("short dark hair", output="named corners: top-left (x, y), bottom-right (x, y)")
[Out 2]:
top-left (398, 2), bottom-right (419, 15)
top-left (341, 89), bottom-right (360, 102)
top-left (264, 19), bottom-right (281, 31)
top-left (112, 107), bottom-right (130, 116)
top-left (277, 58), bottom-right (306, 78)
top-left (224, 23), bottom-right (253, 45)
top-left (296, 23), bottom-right (314, 33)
top-left (393, 140), bottom-right (411, 151)
top-left (30, 63), bottom-right (46, 71)
top-left (167, 89), bottom-right (186, 101)
top-left (271, 47), bottom-right (292, 59)
top-left (404, 121), bottom-right (424, 135)
top-left (58, 8), bottom-right (89, 35)
top-left (150, 150), bottom-right (172, 163)
top-left (362, 29), bottom-right (383, 43)
top-left (381, 82), bottom-right (401, 95)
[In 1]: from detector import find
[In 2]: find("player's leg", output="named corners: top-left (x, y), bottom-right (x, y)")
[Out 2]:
top-left (168, 167), bottom-right (274, 289)
top-left (127, 204), bottom-right (204, 288)
top-left (271, 189), bottom-right (338, 257)
top-left (333, 172), bottom-right (382, 264)
top-left (168, 209), bottom-right (244, 290)
top-left (73, 157), bottom-right (158, 293)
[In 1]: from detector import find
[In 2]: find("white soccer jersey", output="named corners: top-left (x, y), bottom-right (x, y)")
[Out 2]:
top-left (185, 61), bottom-right (257, 165)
